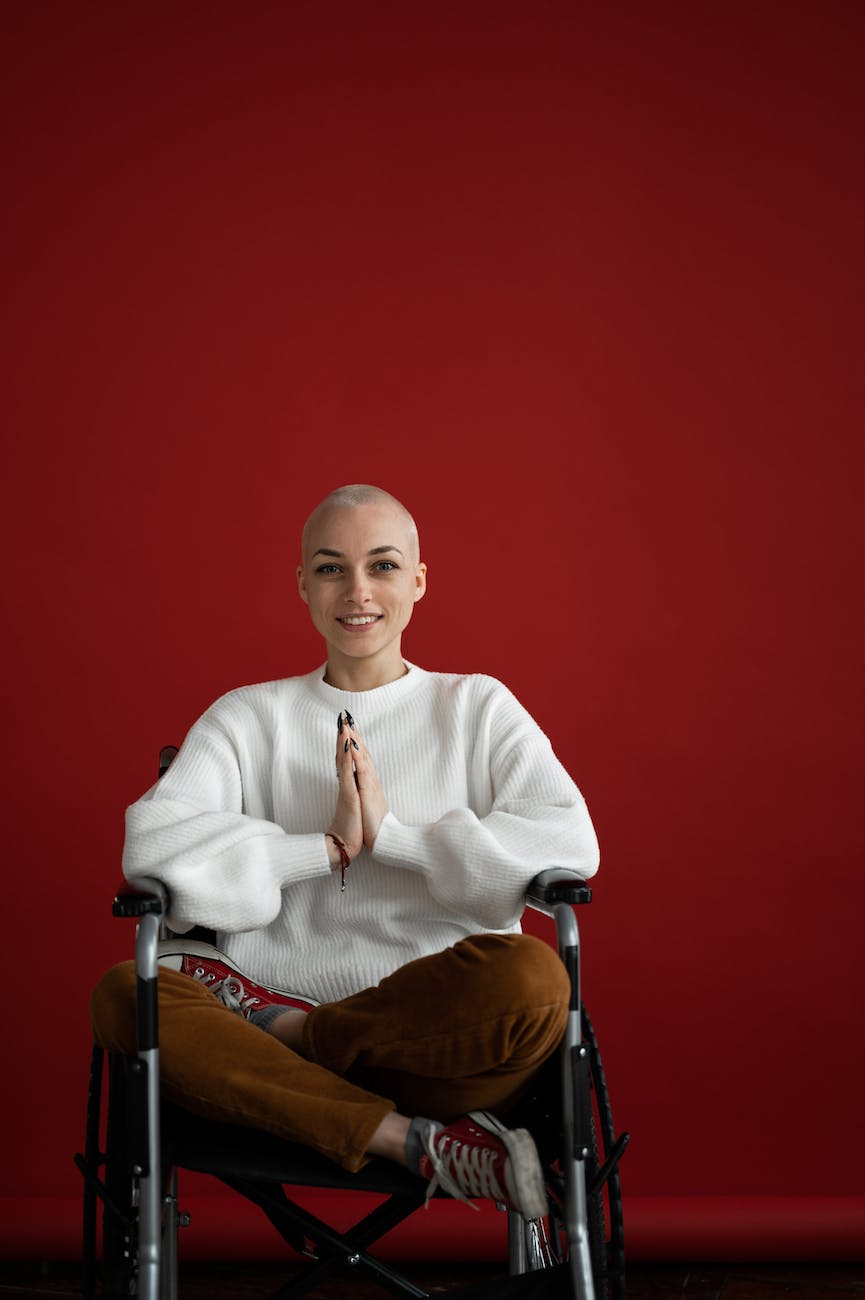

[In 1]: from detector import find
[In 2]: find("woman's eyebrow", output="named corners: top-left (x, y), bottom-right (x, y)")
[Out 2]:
top-left (312, 545), bottom-right (405, 558)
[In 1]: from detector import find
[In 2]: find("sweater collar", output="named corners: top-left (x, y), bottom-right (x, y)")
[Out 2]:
top-left (304, 661), bottom-right (427, 712)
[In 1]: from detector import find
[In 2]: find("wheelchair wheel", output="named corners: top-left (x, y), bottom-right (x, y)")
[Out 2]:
top-left (534, 1078), bottom-right (608, 1299)
top-left (514, 1008), bottom-right (626, 1300)
top-left (78, 1047), bottom-right (138, 1299)
top-left (101, 1055), bottom-right (139, 1298)
top-left (581, 1007), bottom-right (626, 1300)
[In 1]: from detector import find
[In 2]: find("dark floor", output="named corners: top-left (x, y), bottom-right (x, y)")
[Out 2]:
top-left (1, 1261), bottom-right (864, 1299)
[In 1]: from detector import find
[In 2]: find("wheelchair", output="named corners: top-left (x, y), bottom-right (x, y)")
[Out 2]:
top-left (77, 751), bottom-right (628, 1300)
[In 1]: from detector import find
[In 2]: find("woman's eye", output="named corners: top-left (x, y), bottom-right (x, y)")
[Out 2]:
top-left (374, 561), bottom-right (397, 572)
top-left (316, 564), bottom-right (341, 575)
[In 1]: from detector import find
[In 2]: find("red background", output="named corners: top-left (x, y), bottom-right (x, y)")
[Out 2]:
top-left (3, 0), bottom-right (864, 1260)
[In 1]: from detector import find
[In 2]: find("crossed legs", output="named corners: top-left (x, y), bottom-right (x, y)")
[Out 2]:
top-left (90, 932), bottom-right (569, 1174)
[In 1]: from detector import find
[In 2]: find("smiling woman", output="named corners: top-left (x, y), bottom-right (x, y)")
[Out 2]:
top-left (91, 481), bottom-right (599, 1224)
top-left (296, 484), bottom-right (427, 693)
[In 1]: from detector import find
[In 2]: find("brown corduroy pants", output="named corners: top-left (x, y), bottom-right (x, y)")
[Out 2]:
top-left (90, 932), bottom-right (569, 1173)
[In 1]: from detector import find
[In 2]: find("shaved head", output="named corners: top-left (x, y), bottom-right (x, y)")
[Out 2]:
top-left (301, 485), bottom-right (420, 561)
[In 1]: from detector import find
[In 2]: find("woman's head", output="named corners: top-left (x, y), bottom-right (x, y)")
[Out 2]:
top-left (301, 484), bottom-right (420, 561)
top-left (297, 485), bottom-right (427, 688)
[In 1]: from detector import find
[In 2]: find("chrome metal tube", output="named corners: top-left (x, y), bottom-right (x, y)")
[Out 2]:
top-left (553, 902), bottom-right (595, 1300)
top-left (135, 912), bottom-right (162, 1300)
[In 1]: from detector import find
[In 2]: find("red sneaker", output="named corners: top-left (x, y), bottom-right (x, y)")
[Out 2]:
top-left (158, 939), bottom-right (318, 1019)
top-left (418, 1111), bottom-right (547, 1222)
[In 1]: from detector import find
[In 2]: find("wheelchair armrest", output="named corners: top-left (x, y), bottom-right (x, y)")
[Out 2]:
top-left (112, 877), bottom-right (168, 919)
top-left (525, 868), bottom-right (592, 909)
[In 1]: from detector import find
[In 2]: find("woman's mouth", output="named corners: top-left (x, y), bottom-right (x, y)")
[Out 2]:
top-left (337, 615), bottom-right (382, 628)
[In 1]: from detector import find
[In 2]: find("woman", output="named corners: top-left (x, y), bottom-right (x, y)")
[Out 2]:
top-left (91, 484), bottom-right (600, 1220)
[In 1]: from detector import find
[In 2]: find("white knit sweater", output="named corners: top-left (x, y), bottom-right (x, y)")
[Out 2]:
top-left (123, 663), bottom-right (599, 1004)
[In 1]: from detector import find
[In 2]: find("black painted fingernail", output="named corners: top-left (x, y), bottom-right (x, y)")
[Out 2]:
top-left (345, 709), bottom-right (355, 729)
top-left (351, 738), bottom-right (359, 751)
top-left (338, 712), bottom-right (344, 732)
top-left (344, 739), bottom-right (350, 752)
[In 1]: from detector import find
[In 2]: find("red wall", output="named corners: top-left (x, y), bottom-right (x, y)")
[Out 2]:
top-left (4, 0), bottom-right (864, 1259)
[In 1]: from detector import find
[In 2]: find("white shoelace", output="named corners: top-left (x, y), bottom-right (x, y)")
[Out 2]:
top-left (191, 967), bottom-right (261, 1017)
top-left (420, 1122), bottom-right (507, 1210)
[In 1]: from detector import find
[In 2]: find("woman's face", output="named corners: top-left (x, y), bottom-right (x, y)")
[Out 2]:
top-left (296, 501), bottom-right (427, 678)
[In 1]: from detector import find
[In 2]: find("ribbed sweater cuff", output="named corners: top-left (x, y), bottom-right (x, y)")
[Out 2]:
top-left (371, 812), bottom-right (433, 874)
top-left (263, 832), bottom-right (335, 886)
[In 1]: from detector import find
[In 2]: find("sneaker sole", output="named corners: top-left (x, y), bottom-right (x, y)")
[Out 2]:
top-left (468, 1110), bottom-right (548, 1221)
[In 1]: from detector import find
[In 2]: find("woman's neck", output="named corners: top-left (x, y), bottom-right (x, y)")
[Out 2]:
top-left (322, 655), bottom-right (409, 693)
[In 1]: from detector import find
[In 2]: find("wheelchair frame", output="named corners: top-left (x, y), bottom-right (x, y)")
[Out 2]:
top-left (78, 869), bottom-right (627, 1300)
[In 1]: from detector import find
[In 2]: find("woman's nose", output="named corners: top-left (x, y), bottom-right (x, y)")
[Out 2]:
top-left (344, 568), bottom-right (372, 604)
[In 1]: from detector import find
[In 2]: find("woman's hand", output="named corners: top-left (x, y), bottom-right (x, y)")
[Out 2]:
top-left (325, 712), bottom-right (389, 867)
top-left (326, 715), bottom-right (364, 862)
top-left (351, 722), bottom-right (389, 851)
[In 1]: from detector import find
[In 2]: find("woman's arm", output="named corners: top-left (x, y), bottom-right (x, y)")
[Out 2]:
top-left (370, 681), bottom-right (600, 930)
top-left (122, 719), bottom-right (332, 933)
